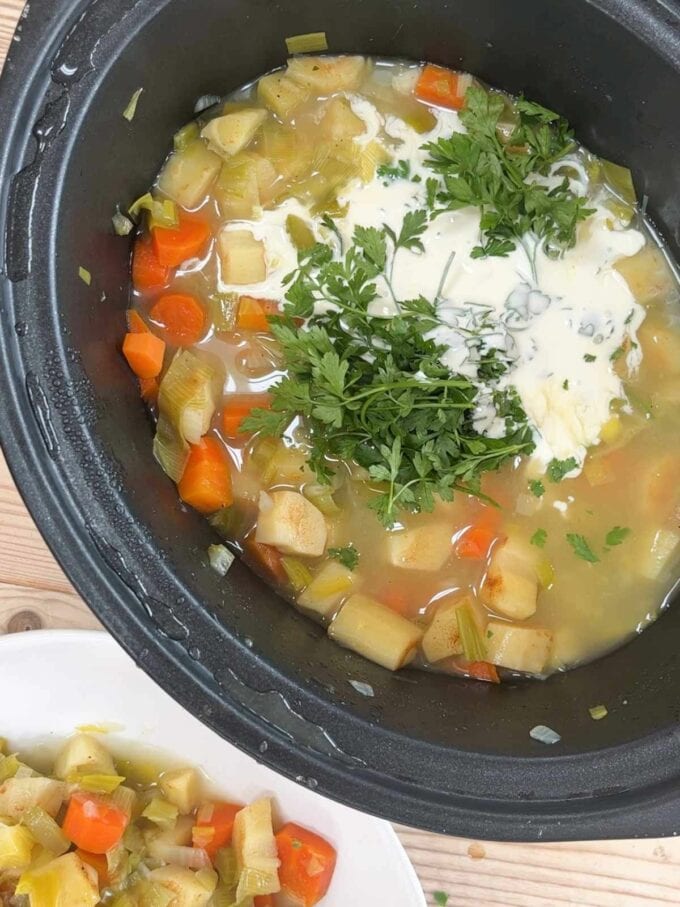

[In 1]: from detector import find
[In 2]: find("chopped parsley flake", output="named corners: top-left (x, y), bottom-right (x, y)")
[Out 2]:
top-left (377, 159), bottom-right (411, 182)
top-left (566, 532), bottom-right (600, 563)
top-left (605, 526), bottom-right (630, 547)
top-left (584, 353), bottom-right (596, 362)
top-left (433, 894), bottom-right (449, 907)
top-left (562, 379), bottom-right (569, 390)
top-left (328, 545), bottom-right (360, 570)
top-left (529, 479), bottom-right (545, 497)
top-left (547, 457), bottom-right (578, 482)
top-left (610, 345), bottom-right (625, 362)
top-left (531, 528), bottom-right (548, 548)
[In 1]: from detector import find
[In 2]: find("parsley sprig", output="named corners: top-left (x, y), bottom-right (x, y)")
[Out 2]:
top-left (243, 221), bottom-right (535, 526)
top-left (424, 87), bottom-right (595, 266)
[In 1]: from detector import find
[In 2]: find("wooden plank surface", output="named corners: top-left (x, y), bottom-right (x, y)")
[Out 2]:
top-left (1, 3), bottom-right (680, 904)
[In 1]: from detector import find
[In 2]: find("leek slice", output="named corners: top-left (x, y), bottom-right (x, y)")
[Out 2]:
top-left (123, 87), bottom-right (144, 122)
top-left (209, 292), bottom-right (239, 332)
top-left (153, 413), bottom-right (190, 485)
top-left (21, 806), bottom-right (70, 856)
top-left (285, 32), bottom-right (328, 54)
top-left (208, 543), bottom-right (235, 576)
top-left (78, 266), bottom-right (92, 286)
top-left (303, 483), bottom-right (340, 516)
top-left (142, 797), bottom-right (179, 829)
top-left (601, 158), bottom-right (636, 206)
top-left (209, 504), bottom-right (255, 542)
top-left (233, 798), bottom-right (280, 901)
top-left (174, 121), bottom-right (201, 152)
top-left (128, 192), bottom-right (178, 229)
top-left (67, 771), bottom-right (125, 794)
top-left (286, 214), bottom-right (316, 251)
top-left (456, 602), bottom-right (486, 663)
top-left (281, 557), bottom-right (313, 592)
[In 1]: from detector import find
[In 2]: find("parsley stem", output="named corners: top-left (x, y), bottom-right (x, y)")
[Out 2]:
top-left (435, 250), bottom-right (457, 302)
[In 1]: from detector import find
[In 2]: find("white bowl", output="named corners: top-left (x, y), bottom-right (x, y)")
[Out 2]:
top-left (0, 630), bottom-right (425, 906)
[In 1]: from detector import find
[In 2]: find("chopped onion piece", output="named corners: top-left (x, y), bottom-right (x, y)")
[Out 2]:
top-left (78, 266), bottom-right (92, 286)
top-left (208, 544), bottom-right (235, 577)
top-left (285, 32), bottom-right (328, 54)
top-left (148, 841), bottom-right (212, 870)
top-left (194, 94), bottom-right (222, 115)
top-left (529, 724), bottom-right (561, 745)
top-left (349, 680), bottom-right (375, 698)
top-left (589, 704), bottom-right (608, 721)
top-left (123, 87), bottom-right (144, 122)
top-left (112, 208), bottom-right (134, 237)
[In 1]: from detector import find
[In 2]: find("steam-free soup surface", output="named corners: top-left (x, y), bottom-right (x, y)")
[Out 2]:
top-left (121, 54), bottom-right (680, 682)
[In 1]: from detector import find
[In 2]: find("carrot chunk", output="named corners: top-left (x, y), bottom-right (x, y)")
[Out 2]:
top-left (132, 237), bottom-right (171, 292)
top-left (127, 308), bottom-right (149, 334)
top-left (192, 802), bottom-right (243, 860)
top-left (254, 897), bottom-right (274, 907)
top-left (237, 296), bottom-right (280, 332)
top-left (456, 524), bottom-right (497, 560)
top-left (178, 437), bottom-right (233, 514)
top-left (276, 822), bottom-right (337, 907)
top-left (462, 661), bottom-right (501, 684)
top-left (152, 212), bottom-right (211, 268)
top-left (62, 792), bottom-right (129, 855)
top-left (244, 539), bottom-right (287, 584)
top-left (139, 377), bottom-right (159, 403)
top-left (122, 331), bottom-right (166, 379)
top-left (150, 293), bottom-right (206, 346)
top-left (415, 64), bottom-right (472, 111)
top-left (222, 394), bottom-right (272, 440)
top-left (75, 849), bottom-right (110, 886)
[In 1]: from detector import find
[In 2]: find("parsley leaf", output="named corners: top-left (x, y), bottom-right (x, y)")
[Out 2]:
top-left (531, 528), bottom-right (548, 548)
top-left (547, 457), bottom-right (578, 482)
top-left (562, 379), bottom-right (569, 390)
top-left (584, 353), bottom-right (596, 362)
top-left (610, 345), bottom-right (625, 362)
top-left (529, 478), bottom-right (545, 497)
top-left (433, 894), bottom-right (449, 907)
top-left (566, 533), bottom-right (600, 563)
top-left (328, 545), bottom-right (360, 570)
top-left (605, 526), bottom-right (630, 547)
top-left (377, 159), bottom-right (410, 182)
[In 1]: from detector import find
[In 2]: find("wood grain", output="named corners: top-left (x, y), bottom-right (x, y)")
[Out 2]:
top-left (1, 2), bottom-right (680, 904)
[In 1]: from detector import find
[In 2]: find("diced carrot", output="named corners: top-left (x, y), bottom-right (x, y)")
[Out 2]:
top-left (415, 64), bottom-right (472, 111)
top-left (132, 237), bottom-right (171, 292)
top-left (237, 296), bottom-right (280, 332)
top-left (463, 661), bottom-right (501, 684)
top-left (192, 801), bottom-right (243, 860)
top-left (254, 897), bottom-right (274, 907)
top-left (127, 308), bottom-right (149, 333)
top-left (456, 524), bottom-right (497, 560)
top-left (139, 377), bottom-right (159, 403)
top-left (76, 849), bottom-right (110, 886)
top-left (244, 539), bottom-right (287, 584)
top-left (150, 293), bottom-right (206, 346)
top-left (222, 394), bottom-right (272, 440)
top-left (152, 212), bottom-right (211, 268)
top-left (62, 792), bottom-right (129, 855)
top-left (276, 823), bottom-right (337, 907)
top-left (122, 331), bottom-right (166, 379)
top-left (178, 437), bottom-right (233, 514)
top-left (376, 584), bottom-right (412, 617)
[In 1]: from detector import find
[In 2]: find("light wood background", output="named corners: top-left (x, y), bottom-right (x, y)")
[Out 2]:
top-left (1, 4), bottom-right (680, 904)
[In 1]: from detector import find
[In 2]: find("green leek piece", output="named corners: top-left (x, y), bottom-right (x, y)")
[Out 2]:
top-left (285, 32), bottom-right (328, 54)
top-left (536, 559), bottom-right (556, 590)
top-left (303, 483), bottom-right (341, 516)
top-left (286, 213), bottom-right (316, 251)
top-left (209, 504), bottom-right (254, 542)
top-left (156, 350), bottom-right (222, 455)
top-left (601, 159), bottom-right (636, 206)
top-left (250, 436), bottom-right (279, 472)
top-left (174, 121), bottom-right (201, 152)
top-left (208, 543), bottom-right (235, 577)
top-left (78, 266), bottom-right (92, 286)
top-left (402, 105), bottom-right (437, 134)
top-left (281, 557), bottom-right (313, 592)
top-left (123, 87), bottom-right (144, 122)
top-left (209, 293), bottom-right (239, 332)
top-left (233, 798), bottom-right (279, 901)
top-left (67, 771), bottom-right (125, 794)
top-left (215, 845), bottom-right (239, 891)
top-left (456, 602), bottom-right (486, 663)
top-left (128, 192), bottom-right (178, 229)
top-left (142, 797), bottom-right (179, 829)
top-left (153, 413), bottom-right (190, 485)
top-left (21, 806), bottom-right (70, 856)
top-left (589, 704), bottom-right (608, 721)
top-left (0, 754), bottom-right (20, 783)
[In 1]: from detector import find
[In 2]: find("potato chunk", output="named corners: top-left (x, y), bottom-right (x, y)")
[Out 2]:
top-left (330, 594), bottom-right (423, 670)
top-left (149, 866), bottom-right (216, 907)
top-left (485, 621), bottom-right (553, 675)
top-left (0, 777), bottom-right (66, 819)
top-left (387, 523), bottom-right (452, 572)
top-left (422, 595), bottom-right (484, 663)
top-left (54, 733), bottom-right (116, 780)
top-left (480, 537), bottom-right (538, 620)
top-left (218, 230), bottom-right (266, 285)
top-left (287, 55), bottom-right (367, 92)
top-left (258, 72), bottom-right (310, 120)
top-left (160, 767), bottom-right (202, 815)
top-left (201, 109), bottom-right (267, 159)
top-left (16, 853), bottom-right (99, 907)
top-left (637, 528), bottom-right (680, 580)
top-left (615, 244), bottom-right (676, 304)
top-left (299, 561), bottom-right (357, 618)
top-left (215, 153), bottom-right (277, 219)
top-left (158, 140), bottom-right (222, 209)
top-left (0, 825), bottom-right (35, 872)
top-left (320, 97), bottom-right (364, 143)
top-left (256, 491), bottom-right (327, 557)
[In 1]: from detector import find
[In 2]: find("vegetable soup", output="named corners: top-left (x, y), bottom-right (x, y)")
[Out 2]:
top-left (120, 53), bottom-right (680, 682)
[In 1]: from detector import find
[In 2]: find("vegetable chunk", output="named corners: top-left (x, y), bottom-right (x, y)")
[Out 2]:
top-left (219, 230), bottom-right (267, 285)
top-left (485, 621), bottom-right (553, 675)
top-left (276, 822), bottom-right (337, 907)
top-left (16, 852), bottom-right (99, 907)
top-left (201, 109), bottom-right (268, 158)
top-left (0, 777), bottom-right (65, 820)
top-left (480, 537), bottom-right (539, 620)
top-left (286, 55), bottom-right (367, 92)
top-left (54, 734), bottom-right (117, 781)
top-left (0, 824), bottom-right (35, 871)
top-left (329, 594), bottom-right (423, 670)
top-left (386, 523), bottom-right (452, 572)
top-left (149, 865), bottom-right (217, 906)
top-left (256, 491), bottom-right (327, 557)
top-left (422, 596), bottom-right (485, 663)
top-left (258, 72), bottom-right (310, 120)
top-left (158, 140), bottom-right (222, 209)
top-left (233, 798), bottom-right (281, 901)
top-left (160, 767), bottom-right (202, 815)
top-left (298, 561), bottom-right (357, 617)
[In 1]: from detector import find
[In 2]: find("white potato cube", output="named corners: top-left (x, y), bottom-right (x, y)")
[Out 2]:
top-left (201, 109), bottom-right (267, 158)
top-left (54, 733), bottom-right (116, 780)
top-left (258, 72), bottom-right (310, 120)
top-left (0, 777), bottom-right (66, 819)
top-left (218, 230), bottom-right (266, 285)
top-left (485, 620), bottom-right (553, 674)
top-left (637, 528), bottom-right (680, 580)
top-left (480, 537), bottom-right (538, 620)
top-left (299, 561), bottom-right (357, 618)
top-left (287, 55), bottom-right (367, 92)
top-left (256, 491), bottom-right (327, 557)
top-left (158, 140), bottom-right (222, 209)
top-left (160, 767), bottom-right (202, 815)
top-left (329, 594), bottom-right (423, 670)
top-left (387, 523), bottom-right (453, 572)
top-left (149, 866), bottom-right (216, 907)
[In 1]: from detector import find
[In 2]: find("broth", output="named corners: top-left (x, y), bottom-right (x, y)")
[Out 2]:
top-left (123, 55), bottom-right (680, 681)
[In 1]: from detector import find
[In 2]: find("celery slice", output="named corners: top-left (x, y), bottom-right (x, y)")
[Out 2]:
top-left (128, 192), bottom-right (178, 229)
top-left (281, 557), bottom-right (313, 592)
top-left (123, 87), bottom-right (144, 122)
top-left (285, 32), bottom-right (328, 54)
top-left (208, 544), bottom-right (235, 577)
top-left (286, 214), bottom-right (316, 251)
top-left (21, 806), bottom-right (70, 855)
top-left (304, 483), bottom-right (340, 516)
top-left (209, 292), bottom-right (239, 332)
top-left (142, 797), bottom-right (179, 828)
top-left (456, 602), bottom-right (486, 662)
top-left (174, 121), bottom-right (200, 152)
top-left (67, 771), bottom-right (125, 794)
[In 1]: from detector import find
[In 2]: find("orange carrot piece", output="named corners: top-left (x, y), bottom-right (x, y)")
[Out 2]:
top-left (456, 524), bottom-right (497, 560)
top-left (132, 237), bottom-right (171, 292)
top-left (178, 438), bottom-right (233, 514)
top-left (376, 584), bottom-right (412, 617)
top-left (76, 849), bottom-right (110, 886)
top-left (276, 823), bottom-right (337, 907)
top-left (150, 293), bottom-right (206, 346)
top-left (254, 897), bottom-right (274, 907)
top-left (139, 377), bottom-right (159, 403)
top-left (415, 64), bottom-right (471, 111)
top-left (62, 792), bottom-right (129, 855)
top-left (463, 661), bottom-right (501, 684)
top-left (244, 539), bottom-right (287, 584)
top-left (127, 309), bottom-right (149, 334)
top-left (222, 394), bottom-right (272, 440)
top-left (122, 331), bottom-right (166, 379)
top-left (192, 802), bottom-right (243, 860)
top-left (152, 212), bottom-right (211, 268)
top-left (237, 297), bottom-right (280, 332)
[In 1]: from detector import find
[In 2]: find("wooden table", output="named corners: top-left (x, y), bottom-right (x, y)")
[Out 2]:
top-left (1, 5), bottom-right (680, 904)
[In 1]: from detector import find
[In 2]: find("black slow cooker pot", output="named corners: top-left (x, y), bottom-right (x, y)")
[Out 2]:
top-left (2, 0), bottom-right (680, 841)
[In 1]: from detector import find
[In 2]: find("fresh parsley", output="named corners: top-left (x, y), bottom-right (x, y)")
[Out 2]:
top-left (584, 353), bottom-right (596, 362)
top-left (531, 528), bottom-right (548, 548)
top-left (562, 379), bottom-right (569, 390)
top-left (243, 219), bottom-right (534, 526)
top-left (610, 345), bottom-right (625, 362)
top-left (528, 478), bottom-right (545, 497)
top-left (377, 158), bottom-right (411, 182)
top-left (605, 526), bottom-right (630, 547)
top-left (328, 545), bottom-right (360, 570)
top-left (424, 86), bottom-right (595, 266)
top-left (547, 457), bottom-right (578, 482)
top-left (433, 894), bottom-right (449, 907)
top-left (566, 532), bottom-right (600, 563)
